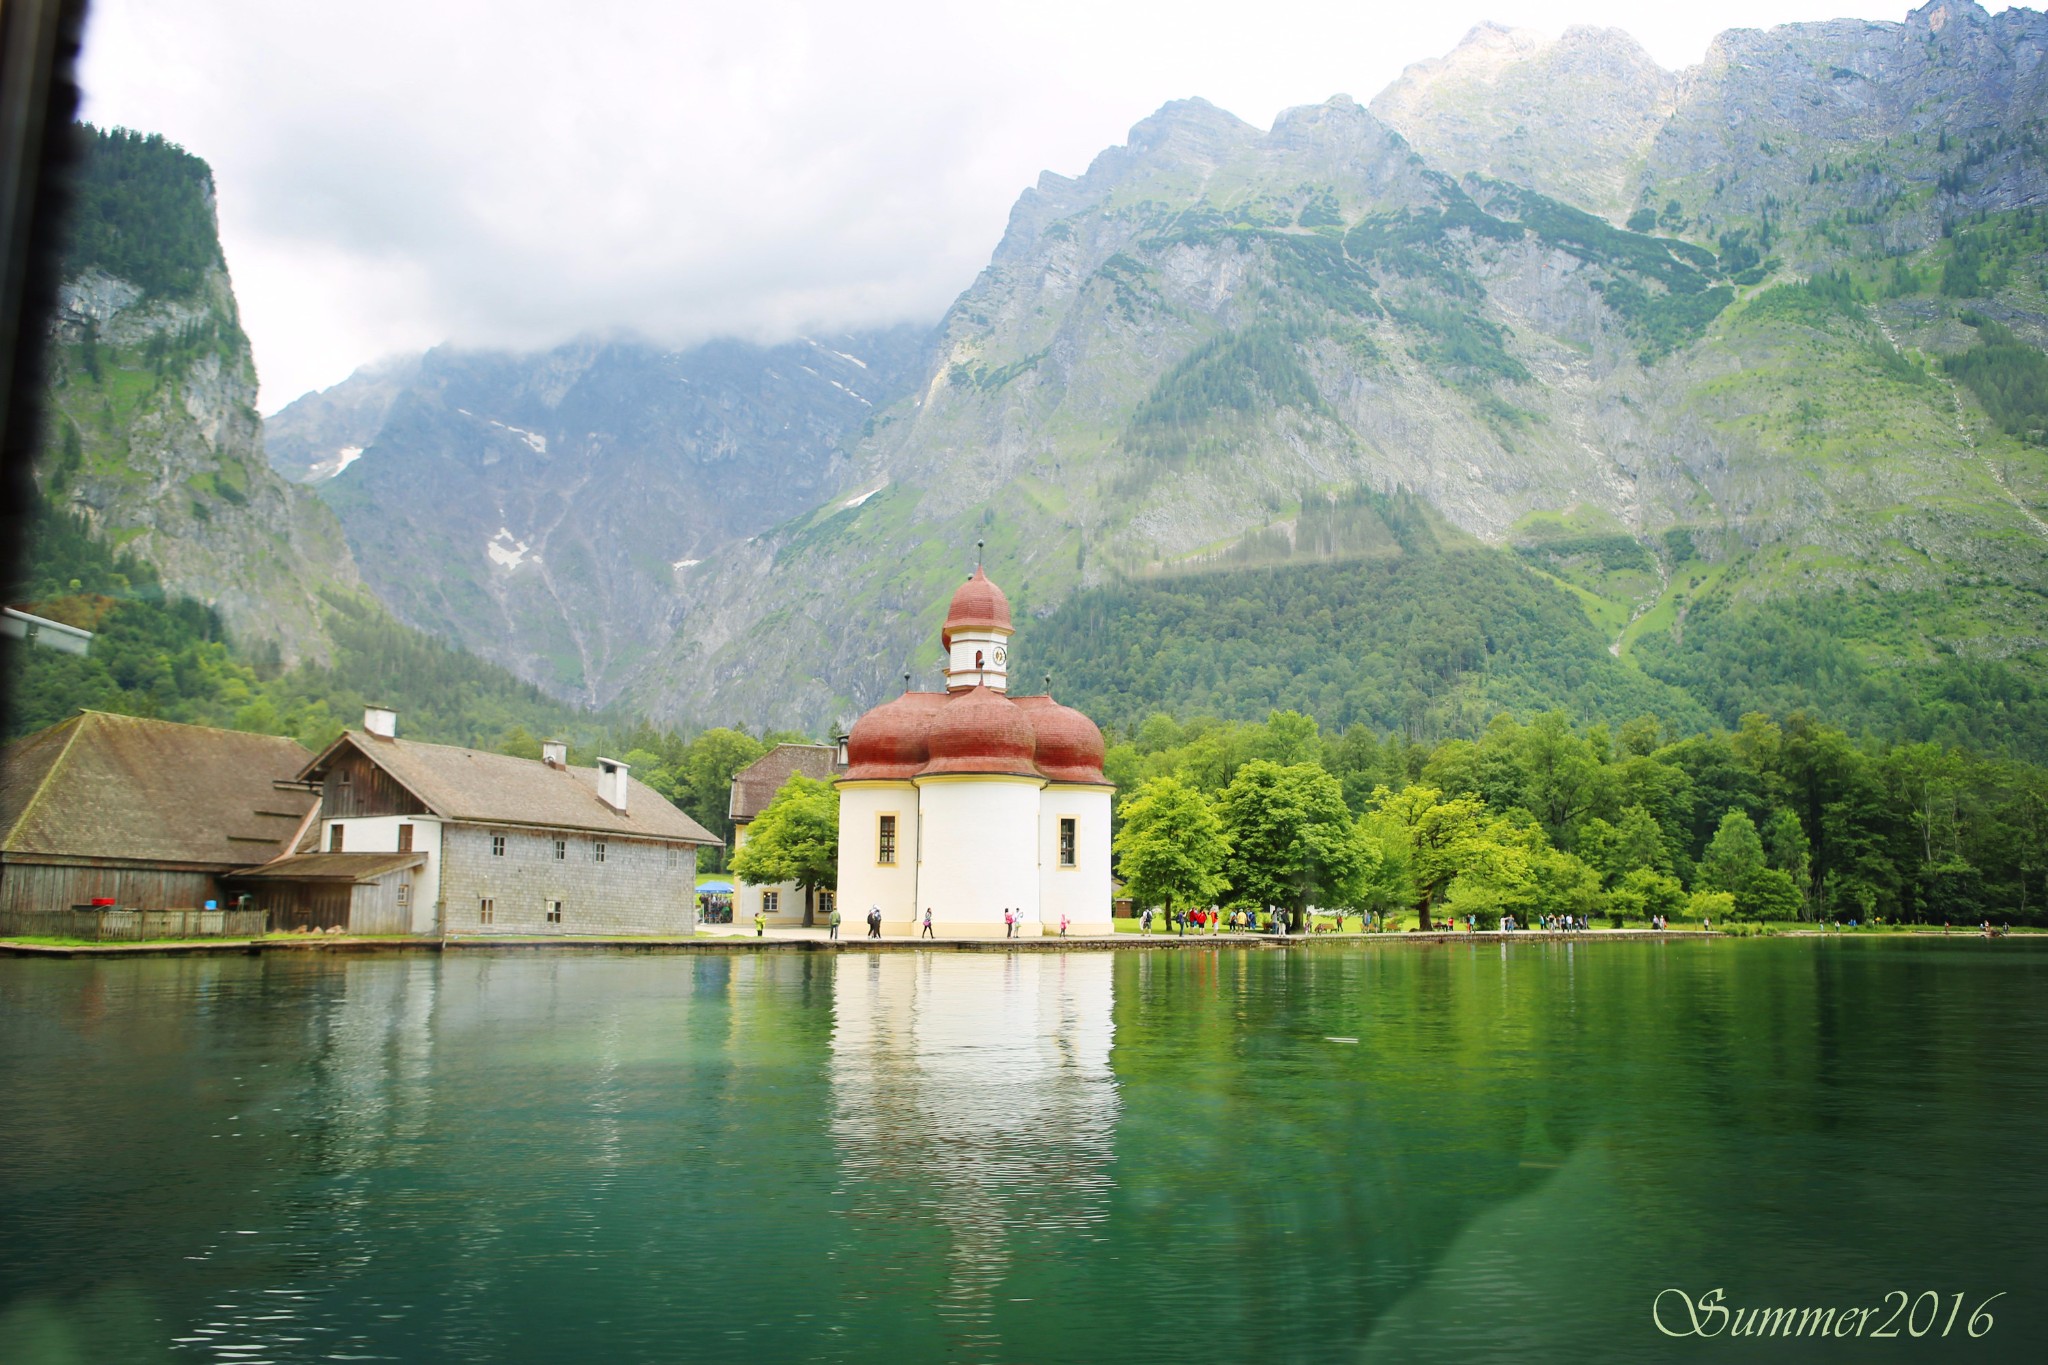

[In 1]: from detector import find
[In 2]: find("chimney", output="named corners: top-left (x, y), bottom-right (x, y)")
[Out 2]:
top-left (596, 757), bottom-right (629, 813)
top-left (542, 738), bottom-right (568, 769)
top-left (364, 705), bottom-right (397, 739)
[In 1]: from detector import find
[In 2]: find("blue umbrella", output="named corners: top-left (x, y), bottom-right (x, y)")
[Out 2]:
top-left (696, 880), bottom-right (735, 894)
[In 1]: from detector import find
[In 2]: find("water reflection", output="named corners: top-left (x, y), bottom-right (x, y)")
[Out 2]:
top-left (829, 953), bottom-right (1117, 1354)
top-left (5, 942), bottom-right (2048, 1364)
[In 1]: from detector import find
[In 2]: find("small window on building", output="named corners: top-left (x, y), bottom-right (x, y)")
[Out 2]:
top-left (329, 823), bottom-right (345, 853)
top-left (763, 890), bottom-right (779, 914)
top-left (878, 814), bottom-right (897, 865)
top-left (546, 900), bottom-right (563, 925)
top-left (397, 823), bottom-right (414, 853)
top-left (397, 883), bottom-right (411, 909)
top-left (554, 838), bottom-right (567, 861)
top-left (593, 840), bottom-right (607, 864)
top-left (818, 889), bottom-right (835, 916)
top-left (479, 898), bottom-right (494, 924)
top-left (491, 834), bottom-right (506, 858)
top-left (665, 845), bottom-right (679, 870)
top-left (1059, 817), bottom-right (1077, 868)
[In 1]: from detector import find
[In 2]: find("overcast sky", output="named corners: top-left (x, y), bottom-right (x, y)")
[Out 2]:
top-left (79, 1), bottom-right (2006, 411)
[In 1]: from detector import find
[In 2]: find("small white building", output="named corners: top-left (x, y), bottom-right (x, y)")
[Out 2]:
top-left (835, 567), bottom-right (1114, 937)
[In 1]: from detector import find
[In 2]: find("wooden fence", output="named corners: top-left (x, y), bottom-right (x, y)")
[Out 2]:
top-left (0, 907), bottom-right (268, 941)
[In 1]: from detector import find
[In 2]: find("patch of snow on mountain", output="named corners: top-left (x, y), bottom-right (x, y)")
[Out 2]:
top-left (487, 527), bottom-right (533, 570)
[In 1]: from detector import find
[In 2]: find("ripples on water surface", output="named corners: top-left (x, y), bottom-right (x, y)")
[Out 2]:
top-left (1, 938), bottom-right (2044, 1363)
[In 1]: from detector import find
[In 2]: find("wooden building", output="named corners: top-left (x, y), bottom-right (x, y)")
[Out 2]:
top-left (259, 708), bottom-right (719, 936)
top-left (0, 711), bottom-right (314, 927)
top-left (227, 852), bottom-right (426, 935)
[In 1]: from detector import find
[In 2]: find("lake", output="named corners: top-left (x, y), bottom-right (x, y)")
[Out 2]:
top-left (2, 938), bottom-right (2044, 1363)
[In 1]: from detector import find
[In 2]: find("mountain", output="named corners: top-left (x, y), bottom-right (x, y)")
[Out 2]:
top-left (260, 3), bottom-right (2048, 754)
top-left (1371, 23), bottom-right (1675, 218)
top-left (32, 127), bottom-right (358, 663)
top-left (265, 327), bottom-right (930, 702)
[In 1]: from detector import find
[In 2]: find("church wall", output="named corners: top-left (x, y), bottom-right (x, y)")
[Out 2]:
top-left (1038, 786), bottom-right (1114, 936)
top-left (837, 782), bottom-right (920, 927)
top-left (913, 775), bottom-right (1042, 937)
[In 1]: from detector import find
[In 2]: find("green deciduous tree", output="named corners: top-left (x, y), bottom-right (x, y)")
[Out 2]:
top-left (1699, 810), bottom-right (1803, 919)
top-left (731, 773), bottom-right (839, 903)
top-left (1367, 784), bottom-right (1495, 930)
top-left (1219, 761), bottom-right (1377, 927)
top-left (1113, 776), bottom-right (1230, 919)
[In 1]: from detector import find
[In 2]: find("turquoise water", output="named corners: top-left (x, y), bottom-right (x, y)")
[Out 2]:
top-left (1, 939), bottom-right (2044, 1362)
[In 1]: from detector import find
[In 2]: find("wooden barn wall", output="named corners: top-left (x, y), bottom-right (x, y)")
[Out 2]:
top-left (244, 880), bottom-right (353, 932)
top-left (322, 748), bottom-right (429, 820)
top-left (0, 862), bottom-right (219, 915)
top-left (348, 874), bottom-right (411, 936)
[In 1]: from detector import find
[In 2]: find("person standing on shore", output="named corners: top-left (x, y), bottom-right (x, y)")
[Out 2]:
top-left (828, 904), bottom-right (842, 940)
top-left (754, 909), bottom-right (765, 938)
top-left (922, 907), bottom-right (935, 939)
top-left (868, 905), bottom-right (882, 939)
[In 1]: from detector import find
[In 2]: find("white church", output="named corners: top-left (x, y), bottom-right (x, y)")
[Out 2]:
top-left (835, 566), bottom-right (1115, 936)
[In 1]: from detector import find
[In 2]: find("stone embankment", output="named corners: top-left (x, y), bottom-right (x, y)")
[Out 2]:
top-left (0, 928), bottom-right (1706, 959)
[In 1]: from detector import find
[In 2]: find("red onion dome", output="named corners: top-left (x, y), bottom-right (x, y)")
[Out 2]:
top-left (919, 685), bottom-right (1039, 778)
top-left (1015, 695), bottom-right (1109, 785)
top-left (843, 691), bottom-right (944, 781)
top-left (941, 567), bottom-right (1012, 650)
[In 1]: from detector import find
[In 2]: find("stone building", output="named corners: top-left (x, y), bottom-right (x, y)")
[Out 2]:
top-left (836, 568), bottom-right (1114, 937)
top-left (244, 708), bottom-right (718, 936)
top-left (729, 741), bottom-right (846, 927)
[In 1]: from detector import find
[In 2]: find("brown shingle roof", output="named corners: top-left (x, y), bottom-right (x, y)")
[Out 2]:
top-left (729, 743), bottom-right (844, 822)
top-left (228, 852), bottom-right (426, 882)
top-left (305, 732), bottom-right (718, 844)
top-left (0, 712), bottom-right (314, 866)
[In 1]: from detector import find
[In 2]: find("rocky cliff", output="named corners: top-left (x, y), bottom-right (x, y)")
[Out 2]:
top-left (34, 128), bottom-right (358, 663)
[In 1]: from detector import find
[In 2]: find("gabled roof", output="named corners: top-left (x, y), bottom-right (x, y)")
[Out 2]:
top-left (228, 852), bottom-right (425, 883)
top-left (303, 731), bottom-right (719, 844)
top-left (0, 711), bottom-right (314, 866)
top-left (729, 742), bottom-right (844, 821)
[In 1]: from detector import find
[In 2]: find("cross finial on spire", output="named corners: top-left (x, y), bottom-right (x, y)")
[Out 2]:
top-left (1044, 673), bottom-right (1051, 693)
top-left (903, 672), bottom-right (911, 692)
top-left (975, 539), bottom-right (984, 569)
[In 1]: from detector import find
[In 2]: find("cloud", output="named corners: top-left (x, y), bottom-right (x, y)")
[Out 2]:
top-left (77, 0), bottom-right (1997, 410)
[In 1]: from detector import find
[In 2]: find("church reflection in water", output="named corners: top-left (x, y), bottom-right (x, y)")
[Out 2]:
top-left (828, 952), bottom-right (1118, 1340)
